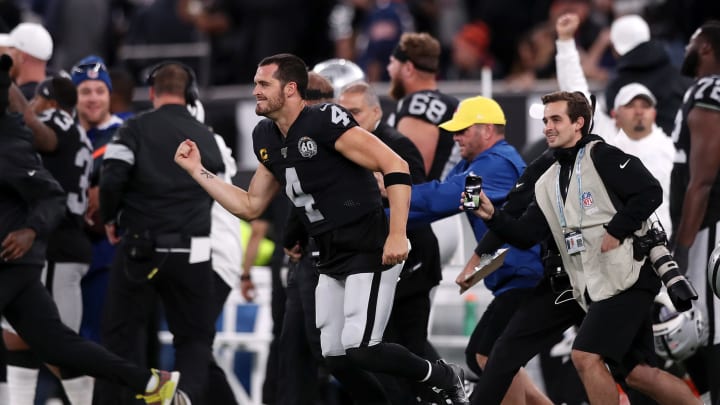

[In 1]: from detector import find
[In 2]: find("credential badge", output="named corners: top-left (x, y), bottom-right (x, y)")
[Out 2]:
top-left (298, 136), bottom-right (317, 158)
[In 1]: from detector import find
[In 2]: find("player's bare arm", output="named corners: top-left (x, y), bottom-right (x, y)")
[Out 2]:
top-left (675, 107), bottom-right (720, 247)
top-left (397, 116), bottom-right (439, 176)
top-left (175, 139), bottom-right (279, 220)
top-left (335, 126), bottom-right (411, 264)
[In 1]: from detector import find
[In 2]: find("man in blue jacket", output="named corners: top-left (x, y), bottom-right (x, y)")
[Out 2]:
top-left (405, 96), bottom-right (550, 403)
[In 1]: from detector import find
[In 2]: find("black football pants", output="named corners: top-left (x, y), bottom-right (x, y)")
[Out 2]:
top-left (94, 247), bottom-right (215, 404)
top-left (0, 263), bottom-right (149, 392)
top-left (471, 277), bottom-right (585, 404)
top-left (278, 257), bottom-right (322, 404)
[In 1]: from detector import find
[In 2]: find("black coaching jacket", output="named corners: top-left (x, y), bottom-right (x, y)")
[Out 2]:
top-left (0, 112), bottom-right (65, 266)
top-left (100, 104), bottom-right (224, 237)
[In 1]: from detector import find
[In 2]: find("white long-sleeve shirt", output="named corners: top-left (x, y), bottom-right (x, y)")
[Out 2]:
top-left (555, 38), bottom-right (675, 237)
top-left (210, 135), bottom-right (242, 287)
top-left (555, 39), bottom-right (616, 142)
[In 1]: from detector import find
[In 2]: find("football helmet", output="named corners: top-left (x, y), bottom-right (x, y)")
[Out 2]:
top-left (652, 291), bottom-right (708, 361)
top-left (312, 58), bottom-right (365, 97)
top-left (187, 99), bottom-right (205, 124)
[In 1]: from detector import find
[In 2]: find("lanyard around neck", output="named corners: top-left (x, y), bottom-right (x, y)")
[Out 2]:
top-left (555, 146), bottom-right (585, 231)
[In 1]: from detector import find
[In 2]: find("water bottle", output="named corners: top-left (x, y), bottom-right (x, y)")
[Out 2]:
top-left (463, 293), bottom-right (477, 336)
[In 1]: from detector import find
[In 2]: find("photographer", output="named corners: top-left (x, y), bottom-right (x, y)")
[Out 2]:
top-left (472, 91), bottom-right (699, 405)
top-left (461, 149), bottom-right (589, 405)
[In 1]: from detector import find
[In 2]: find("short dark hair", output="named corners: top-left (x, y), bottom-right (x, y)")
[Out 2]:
top-left (258, 53), bottom-right (308, 99)
top-left (37, 76), bottom-right (77, 111)
top-left (541, 91), bottom-right (592, 136)
top-left (699, 20), bottom-right (720, 58)
top-left (151, 64), bottom-right (190, 98)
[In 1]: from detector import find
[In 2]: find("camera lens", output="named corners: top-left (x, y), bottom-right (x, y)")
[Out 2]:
top-left (648, 245), bottom-right (698, 311)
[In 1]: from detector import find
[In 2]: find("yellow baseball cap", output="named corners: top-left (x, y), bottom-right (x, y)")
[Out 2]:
top-left (439, 96), bottom-right (506, 132)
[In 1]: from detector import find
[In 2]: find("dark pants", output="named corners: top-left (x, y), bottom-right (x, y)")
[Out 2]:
top-left (385, 290), bottom-right (433, 357)
top-left (379, 289), bottom-right (439, 404)
top-left (471, 277), bottom-right (585, 405)
top-left (93, 242), bottom-right (215, 404)
top-left (539, 340), bottom-right (589, 405)
top-left (278, 258), bottom-right (322, 405)
top-left (262, 260), bottom-right (287, 404)
top-left (0, 263), bottom-right (149, 392)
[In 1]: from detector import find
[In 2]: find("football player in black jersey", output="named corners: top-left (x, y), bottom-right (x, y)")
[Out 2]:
top-left (2, 76), bottom-right (95, 404)
top-left (274, 71), bottom-right (334, 404)
top-left (671, 20), bottom-right (720, 404)
top-left (386, 32), bottom-right (459, 181)
top-left (339, 80), bottom-right (445, 404)
top-left (176, 53), bottom-right (469, 405)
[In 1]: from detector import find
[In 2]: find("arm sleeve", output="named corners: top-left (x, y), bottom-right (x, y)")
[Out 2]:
top-left (315, 104), bottom-right (358, 146)
top-left (474, 149), bottom-right (556, 254)
top-left (592, 143), bottom-right (662, 239)
top-left (7, 151), bottom-right (65, 237)
top-left (474, 231), bottom-right (507, 256)
top-left (99, 124), bottom-right (137, 224)
top-left (408, 176), bottom-right (465, 225)
top-left (556, 39), bottom-right (590, 99)
top-left (485, 200), bottom-right (550, 250)
top-left (555, 39), bottom-right (616, 141)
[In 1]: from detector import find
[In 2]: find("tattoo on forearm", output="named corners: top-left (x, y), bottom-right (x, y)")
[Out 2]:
top-left (200, 169), bottom-right (214, 179)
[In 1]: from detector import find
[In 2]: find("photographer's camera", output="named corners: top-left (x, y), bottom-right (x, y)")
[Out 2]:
top-left (634, 228), bottom-right (697, 312)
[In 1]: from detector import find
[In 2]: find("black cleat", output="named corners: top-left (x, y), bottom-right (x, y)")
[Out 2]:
top-left (438, 360), bottom-right (469, 405)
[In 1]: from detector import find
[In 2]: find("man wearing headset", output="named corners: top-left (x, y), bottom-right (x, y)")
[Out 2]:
top-left (96, 62), bottom-right (225, 404)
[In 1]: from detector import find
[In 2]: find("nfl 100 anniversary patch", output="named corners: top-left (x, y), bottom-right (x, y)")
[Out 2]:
top-left (298, 136), bottom-right (317, 158)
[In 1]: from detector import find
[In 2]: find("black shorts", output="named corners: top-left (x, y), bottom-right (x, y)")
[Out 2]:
top-left (466, 287), bottom-right (533, 357)
top-left (572, 287), bottom-right (658, 379)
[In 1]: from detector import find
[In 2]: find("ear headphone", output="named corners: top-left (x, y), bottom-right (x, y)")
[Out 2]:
top-left (146, 61), bottom-right (199, 105)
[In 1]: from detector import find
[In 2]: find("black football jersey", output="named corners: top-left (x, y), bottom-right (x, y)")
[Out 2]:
top-left (253, 104), bottom-right (383, 236)
top-left (670, 74), bottom-right (720, 229)
top-left (387, 90), bottom-right (459, 180)
top-left (39, 108), bottom-right (93, 262)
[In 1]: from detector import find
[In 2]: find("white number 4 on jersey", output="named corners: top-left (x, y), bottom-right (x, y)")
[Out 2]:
top-left (330, 105), bottom-right (351, 126)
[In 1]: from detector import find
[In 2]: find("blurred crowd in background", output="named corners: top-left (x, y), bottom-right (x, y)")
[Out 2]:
top-left (0, 0), bottom-right (719, 89)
